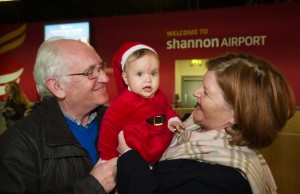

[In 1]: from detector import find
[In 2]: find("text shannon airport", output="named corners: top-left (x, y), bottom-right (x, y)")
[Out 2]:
top-left (166, 35), bottom-right (267, 49)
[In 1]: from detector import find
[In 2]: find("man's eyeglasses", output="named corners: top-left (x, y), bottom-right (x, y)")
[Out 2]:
top-left (64, 61), bottom-right (106, 79)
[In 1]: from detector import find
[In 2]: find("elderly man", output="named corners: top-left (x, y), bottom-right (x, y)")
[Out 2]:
top-left (0, 38), bottom-right (117, 194)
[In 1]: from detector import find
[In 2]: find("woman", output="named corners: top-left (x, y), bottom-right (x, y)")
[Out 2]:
top-left (1, 81), bottom-right (29, 128)
top-left (116, 53), bottom-right (296, 194)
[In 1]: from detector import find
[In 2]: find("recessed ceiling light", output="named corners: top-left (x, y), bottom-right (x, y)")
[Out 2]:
top-left (0, 0), bottom-right (20, 2)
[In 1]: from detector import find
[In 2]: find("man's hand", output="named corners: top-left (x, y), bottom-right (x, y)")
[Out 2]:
top-left (90, 157), bottom-right (118, 193)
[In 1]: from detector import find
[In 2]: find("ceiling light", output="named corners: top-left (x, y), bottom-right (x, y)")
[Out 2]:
top-left (0, 0), bottom-right (20, 2)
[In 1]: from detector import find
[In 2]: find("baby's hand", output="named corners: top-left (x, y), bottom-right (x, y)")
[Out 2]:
top-left (169, 121), bottom-right (186, 133)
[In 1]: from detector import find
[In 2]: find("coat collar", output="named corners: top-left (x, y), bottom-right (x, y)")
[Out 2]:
top-left (40, 96), bottom-right (106, 146)
top-left (42, 96), bottom-right (78, 145)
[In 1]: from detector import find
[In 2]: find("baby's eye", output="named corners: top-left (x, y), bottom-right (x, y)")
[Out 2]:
top-left (137, 72), bottom-right (143, 76)
top-left (151, 71), bottom-right (158, 76)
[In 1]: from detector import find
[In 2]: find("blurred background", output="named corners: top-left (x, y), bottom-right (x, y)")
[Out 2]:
top-left (0, 0), bottom-right (296, 24)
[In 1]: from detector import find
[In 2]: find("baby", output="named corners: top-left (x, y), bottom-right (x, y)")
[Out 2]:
top-left (98, 42), bottom-right (185, 164)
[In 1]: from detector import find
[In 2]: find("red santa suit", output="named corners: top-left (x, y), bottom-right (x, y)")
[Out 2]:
top-left (98, 42), bottom-right (180, 164)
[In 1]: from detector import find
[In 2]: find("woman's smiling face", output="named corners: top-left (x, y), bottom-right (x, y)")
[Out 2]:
top-left (192, 70), bottom-right (234, 130)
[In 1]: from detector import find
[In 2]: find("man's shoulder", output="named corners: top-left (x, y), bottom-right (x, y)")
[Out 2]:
top-left (0, 113), bottom-right (42, 153)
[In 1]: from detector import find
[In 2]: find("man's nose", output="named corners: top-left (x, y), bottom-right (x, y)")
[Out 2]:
top-left (97, 71), bottom-right (110, 83)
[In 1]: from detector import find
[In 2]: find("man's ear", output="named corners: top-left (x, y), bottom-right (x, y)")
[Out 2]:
top-left (122, 72), bottom-right (129, 85)
top-left (45, 77), bottom-right (66, 99)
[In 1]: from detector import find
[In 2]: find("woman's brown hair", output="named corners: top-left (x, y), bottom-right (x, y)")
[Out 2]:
top-left (206, 53), bottom-right (296, 149)
top-left (5, 81), bottom-right (30, 106)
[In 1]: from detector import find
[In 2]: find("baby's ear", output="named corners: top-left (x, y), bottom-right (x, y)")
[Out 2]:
top-left (122, 72), bottom-right (129, 85)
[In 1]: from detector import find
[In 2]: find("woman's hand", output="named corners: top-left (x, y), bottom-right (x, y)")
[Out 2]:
top-left (117, 131), bottom-right (131, 155)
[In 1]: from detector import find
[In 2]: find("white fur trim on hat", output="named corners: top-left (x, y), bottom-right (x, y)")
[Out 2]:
top-left (121, 44), bottom-right (157, 70)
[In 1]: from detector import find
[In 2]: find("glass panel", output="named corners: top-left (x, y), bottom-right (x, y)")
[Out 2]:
top-left (175, 59), bottom-right (207, 108)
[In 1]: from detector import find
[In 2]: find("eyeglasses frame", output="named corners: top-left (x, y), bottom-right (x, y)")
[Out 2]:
top-left (64, 61), bottom-right (106, 79)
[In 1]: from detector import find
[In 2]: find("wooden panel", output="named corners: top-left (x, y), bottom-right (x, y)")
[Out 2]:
top-left (260, 112), bottom-right (300, 194)
top-left (283, 111), bottom-right (300, 134)
top-left (260, 133), bottom-right (300, 194)
top-left (174, 108), bottom-right (194, 118)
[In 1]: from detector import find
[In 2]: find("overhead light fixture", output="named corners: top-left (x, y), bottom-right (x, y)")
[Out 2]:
top-left (190, 59), bottom-right (202, 66)
top-left (0, 0), bottom-right (20, 2)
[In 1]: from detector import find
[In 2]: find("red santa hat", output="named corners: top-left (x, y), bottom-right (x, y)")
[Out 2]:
top-left (112, 42), bottom-right (157, 94)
